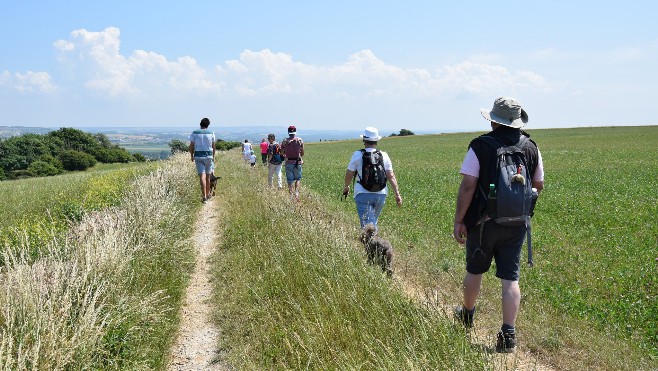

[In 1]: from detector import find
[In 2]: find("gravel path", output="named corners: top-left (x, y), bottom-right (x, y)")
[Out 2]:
top-left (168, 198), bottom-right (227, 370)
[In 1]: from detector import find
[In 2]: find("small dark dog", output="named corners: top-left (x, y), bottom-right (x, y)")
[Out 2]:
top-left (360, 223), bottom-right (394, 277)
top-left (209, 173), bottom-right (220, 196)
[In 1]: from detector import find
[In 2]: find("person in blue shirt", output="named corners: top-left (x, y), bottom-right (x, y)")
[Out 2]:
top-left (188, 117), bottom-right (216, 203)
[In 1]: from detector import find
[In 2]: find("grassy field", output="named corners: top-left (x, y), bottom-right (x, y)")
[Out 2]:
top-left (0, 126), bottom-right (655, 369)
top-left (300, 125), bottom-right (657, 369)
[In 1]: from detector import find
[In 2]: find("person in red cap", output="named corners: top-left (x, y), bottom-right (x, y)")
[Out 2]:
top-left (281, 125), bottom-right (304, 201)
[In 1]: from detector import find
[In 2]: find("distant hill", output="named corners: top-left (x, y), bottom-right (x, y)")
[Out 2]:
top-left (1, 125), bottom-right (436, 144)
top-left (0, 125), bottom-right (371, 143)
top-left (0, 126), bottom-right (53, 138)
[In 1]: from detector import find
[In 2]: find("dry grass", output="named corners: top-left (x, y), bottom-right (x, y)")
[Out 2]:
top-left (0, 154), bottom-right (197, 369)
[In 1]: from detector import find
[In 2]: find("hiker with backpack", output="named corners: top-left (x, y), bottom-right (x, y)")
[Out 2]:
top-left (266, 133), bottom-right (284, 189)
top-left (281, 125), bottom-right (304, 201)
top-left (342, 127), bottom-right (402, 229)
top-left (452, 97), bottom-right (544, 353)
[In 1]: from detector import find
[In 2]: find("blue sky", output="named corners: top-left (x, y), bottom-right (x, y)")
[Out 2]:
top-left (1, 0), bottom-right (657, 133)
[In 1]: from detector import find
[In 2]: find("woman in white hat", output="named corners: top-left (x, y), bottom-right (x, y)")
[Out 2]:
top-left (343, 127), bottom-right (402, 229)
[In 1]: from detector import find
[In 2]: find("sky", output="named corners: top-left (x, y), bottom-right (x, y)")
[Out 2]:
top-left (1, 0), bottom-right (657, 133)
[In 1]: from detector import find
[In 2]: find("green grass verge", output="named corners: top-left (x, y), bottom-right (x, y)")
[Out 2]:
top-left (211, 153), bottom-right (487, 369)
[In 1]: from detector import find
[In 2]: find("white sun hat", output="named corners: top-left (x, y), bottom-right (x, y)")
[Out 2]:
top-left (360, 127), bottom-right (382, 141)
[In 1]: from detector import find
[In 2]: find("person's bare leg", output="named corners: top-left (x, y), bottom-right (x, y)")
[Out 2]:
top-left (463, 272), bottom-right (483, 310)
top-left (501, 279), bottom-right (521, 326)
top-left (199, 174), bottom-right (207, 200)
top-left (204, 173), bottom-right (211, 198)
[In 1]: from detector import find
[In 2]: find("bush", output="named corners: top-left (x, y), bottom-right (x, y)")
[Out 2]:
top-left (132, 153), bottom-right (146, 162)
top-left (9, 169), bottom-right (34, 179)
top-left (168, 139), bottom-right (188, 154)
top-left (216, 140), bottom-right (242, 151)
top-left (389, 129), bottom-right (415, 137)
top-left (40, 154), bottom-right (64, 171)
top-left (28, 161), bottom-right (62, 177)
top-left (59, 150), bottom-right (97, 171)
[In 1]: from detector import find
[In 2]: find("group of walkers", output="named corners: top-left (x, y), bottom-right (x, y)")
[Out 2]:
top-left (187, 96), bottom-right (545, 354)
top-left (241, 125), bottom-right (305, 200)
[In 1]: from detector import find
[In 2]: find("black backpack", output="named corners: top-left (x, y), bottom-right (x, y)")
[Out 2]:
top-left (358, 149), bottom-right (387, 192)
top-left (271, 143), bottom-right (284, 163)
top-left (478, 136), bottom-right (537, 226)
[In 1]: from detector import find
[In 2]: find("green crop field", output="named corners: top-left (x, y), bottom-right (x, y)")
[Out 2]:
top-left (300, 125), bottom-right (657, 369)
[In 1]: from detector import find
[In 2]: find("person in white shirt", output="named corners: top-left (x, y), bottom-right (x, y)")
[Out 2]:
top-left (188, 117), bottom-right (216, 203)
top-left (342, 127), bottom-right (402, 229)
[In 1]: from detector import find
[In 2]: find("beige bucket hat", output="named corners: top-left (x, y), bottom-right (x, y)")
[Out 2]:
top-left (481, 97), bottom-right (529, 128)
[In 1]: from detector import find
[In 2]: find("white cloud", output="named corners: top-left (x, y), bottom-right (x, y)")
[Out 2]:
top-left (54, 27), bottom-right (221, 98)
top-left (218, 49), bottom-right (550, 99)
top-left (49, 27), bottom-right (552, 102)
top-left (0, 70), bottom-right (56, 93)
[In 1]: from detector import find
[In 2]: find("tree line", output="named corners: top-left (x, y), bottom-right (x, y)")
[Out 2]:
top-left (0, 128), bottom-right (144, 181)
top-left (167, 139), bottom-right (242, 153)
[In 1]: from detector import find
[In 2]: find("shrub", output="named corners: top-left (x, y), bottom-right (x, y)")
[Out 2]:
top-left (40, 154), bottom-right (64, 171)
top-left (132, 153), bottom-right (146, 162)
top-left (216, 139), bottom-right (242, 151)
top-left (27, 161), bottom-right (62, 177)
top-left (168, 139), bottom-right (188, 154)
top-left (59, 150), bottom-right (97, 171)
top-left (9, 169), bottom-right (34, 179)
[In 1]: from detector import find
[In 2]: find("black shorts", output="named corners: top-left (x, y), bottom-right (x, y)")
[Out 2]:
top-left (465, 220), bottom-right (526, 281)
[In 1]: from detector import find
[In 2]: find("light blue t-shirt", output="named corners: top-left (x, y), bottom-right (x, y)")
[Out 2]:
top-left (189, 129), bottom-right (215, 158)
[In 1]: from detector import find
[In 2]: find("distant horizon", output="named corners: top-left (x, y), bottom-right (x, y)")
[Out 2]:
top-left (2, 122), bottom-right (654, 136)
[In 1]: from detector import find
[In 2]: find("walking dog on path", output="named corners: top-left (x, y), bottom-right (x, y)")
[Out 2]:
top-left (360, 223), bottom-right (393, 277)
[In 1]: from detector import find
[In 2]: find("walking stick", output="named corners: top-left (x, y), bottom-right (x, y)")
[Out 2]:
top-left (527, 221), bottom-right (534, 267)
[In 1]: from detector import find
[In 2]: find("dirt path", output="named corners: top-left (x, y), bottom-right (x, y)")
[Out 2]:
top-left (168, 198), bottom-right (227, 370)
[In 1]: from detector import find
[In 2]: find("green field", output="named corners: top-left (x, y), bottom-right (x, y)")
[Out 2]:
top-left (300, 125), bottom-right (657, 368)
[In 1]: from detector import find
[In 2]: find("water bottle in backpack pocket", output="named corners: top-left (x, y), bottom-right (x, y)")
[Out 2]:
top-left (479, 136), bottom-right (534, 226)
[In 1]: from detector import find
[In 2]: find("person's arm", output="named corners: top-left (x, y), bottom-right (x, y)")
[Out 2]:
top-left (533, 148), bottom-right (545, 193)
top-left (189, 141), bottom-right (195, 162)
top-left (534, 180), bottom-right (544, 193)
top-left (212, 141), bottom-right (216, 159)
top-left (453, 174), bottom-right (477, 244)
top-left (385, 170), bottom-right (402, 206)
top-left (300, 140), bottom-right (305, 157)
top-left (343, 169), bottom-right (356, 196)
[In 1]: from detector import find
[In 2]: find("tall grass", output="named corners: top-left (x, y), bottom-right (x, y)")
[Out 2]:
top-left (0, 154), bottom-right (198, 369)
top-left (0, 162), bottom-right (158, 263)
top-left (211, 153), bottom-right (488, 369)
